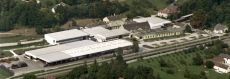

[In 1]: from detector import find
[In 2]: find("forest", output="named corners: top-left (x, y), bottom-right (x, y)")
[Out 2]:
top-left (179, 0), bottom-right (230, 29)
top-left (0, 0), bottom-right (229, 31)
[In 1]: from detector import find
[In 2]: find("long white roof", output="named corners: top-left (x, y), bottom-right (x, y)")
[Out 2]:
top-left (83, 26), bottom-right (130, 39)
top-left (25, 39), bottom-right (132, 63)
top-left (45, 29), bottom-right (89, 41)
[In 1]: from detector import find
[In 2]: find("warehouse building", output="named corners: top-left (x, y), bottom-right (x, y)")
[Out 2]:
top-left (25, 39), bottom-right (133, 66)
top-left (82, 26), bottom-right (130, 42)
top-left (44, 29), bottom-right (89, 45)
top-left (133, 15), bottom-right (172, 29)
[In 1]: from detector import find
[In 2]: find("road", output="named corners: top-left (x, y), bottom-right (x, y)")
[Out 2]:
top-left (10, 34), bottom-right (230, 79)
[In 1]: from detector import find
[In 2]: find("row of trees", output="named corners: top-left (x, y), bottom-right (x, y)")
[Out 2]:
top-left (60, 50), bottom-right (158, 79)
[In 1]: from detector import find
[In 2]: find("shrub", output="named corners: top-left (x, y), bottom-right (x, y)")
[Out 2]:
top-left (205, 61), bottom-right (214, 69)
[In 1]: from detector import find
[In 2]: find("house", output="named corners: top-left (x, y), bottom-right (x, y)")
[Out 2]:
top-left (157, 5), bottom-right (179, 18)
top-left (211, 54), bottom-right (230, 73)
top-left (213, 24), bottom-right (228, 34)
top-left (44, 29), bottom-right (89, 45)
top-left (82, 26), bottom-right (130, 42)
top-left (103, 15), bottom-right (127, 29)
top-left (133, 15), bottom-right (172, 29)
top-left (103, 15), bottom-right (127, 23)
top-left (105, 20), bottom-right (126, 30)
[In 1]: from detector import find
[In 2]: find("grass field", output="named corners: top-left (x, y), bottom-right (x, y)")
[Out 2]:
top-left (0, 68), bottom-right (12, 79)
top-left (129, 51), bottom-right (229, 79)
top-left (0, 35), bottom-right (42, 43)
top-left (125, 0), bottom-right (170, 10)
top-left (0, 51), bottom-right (13, 58)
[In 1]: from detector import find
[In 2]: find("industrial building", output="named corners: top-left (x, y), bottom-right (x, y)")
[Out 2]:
top-left (44, 29), bottom-right (89, 45)
top-left (82, 26), bottom-right (130, 42)
top-left (133, 15), bottom-right (172, 29)
top-left (25, 39), bottom-right (133, 65)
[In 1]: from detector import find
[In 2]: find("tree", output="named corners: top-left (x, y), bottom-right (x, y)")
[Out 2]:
top-left (205, 61), bottom-right (214, 69)
top-left (192, 53), bottom-right (204, 65)
top-left (184, 24), bottom-right (193, 33)
top-left (67, 62), bottom-right (88, 79)
top-left (190, 10), bottom-right (207, 29)
top-left (96, 62), bottom-right (112, 79)
top-left (159, 59), bottom-right (168, 67)
top-left (35, 26), bottom-right (44, 35)
top-left (184, 69), bottom-right (191, 78)
top-left (23, 74), bottom-right (36, 79)
top-left (134, 66), bottom-right (154, 79)
top-left (132, 38), bottom-right (139, 53)
top-left (88, 60), bottom-right (98, 79)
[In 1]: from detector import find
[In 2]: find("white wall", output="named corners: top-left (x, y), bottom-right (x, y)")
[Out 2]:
top-left (214, 66), bottom-right (230, 73)
top-left (44, 35), bottom-right (57, 45)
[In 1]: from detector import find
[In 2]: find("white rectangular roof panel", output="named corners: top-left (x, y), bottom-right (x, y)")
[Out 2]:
top-left (45, 29), bottom-right (89, 41)
top-left (83, 26), bottom-right (130, 39)
top-left (25, 40), bottom-right (97, 63)
top-left (63, 39), bottom-right (133, 57)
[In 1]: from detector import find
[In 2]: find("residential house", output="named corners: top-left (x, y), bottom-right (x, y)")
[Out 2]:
top-left (157, 5), bottom-right (180, 18)
top-left (213, 24), bottom-right (228, 34)
top-left (103, 15), bottom-right (127, 30)
top-left (103, 15), bottom-right (127, 23)
top-left (211, 54), bottom-right (230, 73)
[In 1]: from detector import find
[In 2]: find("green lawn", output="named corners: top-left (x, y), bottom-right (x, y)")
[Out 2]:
top-left (125, 0), bottom-right (170, 11)
top-left (0, 35), bottom-right (42, 43)
top-left (129, 52), bottom-right (229, 79)
top-left (0, 51), bottom-right (13, 58)
top-left (0, 68), bottom-right (12, 79)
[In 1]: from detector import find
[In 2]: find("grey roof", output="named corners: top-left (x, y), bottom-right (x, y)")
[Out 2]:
top-left (83, 26), bottom-right (130, 38)
top-left (123, 22), bottom-right (151, 31)
top-left (214, 24), bottom-right (228, 30)
top-left (45, 29), bottom-right (89, 41)
top-left (25, 40), bottom-right (97, 63)
top-left (25, 39), bottom-right (132, 63)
